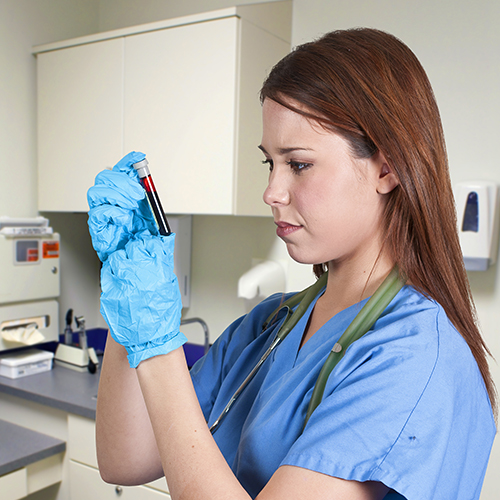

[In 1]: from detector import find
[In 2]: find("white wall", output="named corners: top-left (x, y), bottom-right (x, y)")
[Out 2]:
top-left (0, 0), bottom-right (103, 327)
top-left (0, 0), bottom-right (99, 218)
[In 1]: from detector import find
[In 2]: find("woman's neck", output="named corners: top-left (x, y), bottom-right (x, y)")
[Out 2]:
top-left (322, 254), bottom-right (395, 315)
top-left (300, 252), bottom-right (395, 349)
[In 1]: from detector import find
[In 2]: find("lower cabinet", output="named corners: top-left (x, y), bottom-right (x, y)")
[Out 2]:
top-left (69, 462), bottom-right (170, 500)
top-left (0, 394), bottom-right (171, 499)
top-left (0, 468), bottom-right (27, 500)
top-left (68, 414), bottom-right (171, 499)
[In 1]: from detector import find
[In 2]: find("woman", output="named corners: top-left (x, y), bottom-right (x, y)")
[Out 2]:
top-left (88, 28), bottom-right (496, 500)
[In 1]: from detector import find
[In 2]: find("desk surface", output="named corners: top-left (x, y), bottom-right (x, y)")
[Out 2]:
top-left (0, 419), bottom-right (66, 476)
top-left (0, 356), bottom-right (100, 420)
top-left (0, 354), bottom-right (99, 479)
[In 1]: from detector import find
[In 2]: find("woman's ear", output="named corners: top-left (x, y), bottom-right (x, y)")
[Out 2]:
top-left (375, 153), bottom-right (399, 194)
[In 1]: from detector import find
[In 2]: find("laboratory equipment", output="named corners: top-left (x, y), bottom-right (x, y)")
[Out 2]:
top-left (0, 217), bottom-right (60, 352)
top-left (132, 158), bottom-right (171, 236)
top-left (455, 181), bottom-right (500, 271)
top-left (63, 308), bottom-right (73, 344)
top-left (54, 313), bottom-right (98, 373)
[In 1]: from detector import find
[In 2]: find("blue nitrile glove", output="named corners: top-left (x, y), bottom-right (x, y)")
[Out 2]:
top-left (87, 151), bottom-right (158, 262)
top-left (100, 230), bottom-right (187, 368)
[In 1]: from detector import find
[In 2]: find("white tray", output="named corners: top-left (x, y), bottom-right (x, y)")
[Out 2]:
top-left (0, 349), bottom-right (54, 379)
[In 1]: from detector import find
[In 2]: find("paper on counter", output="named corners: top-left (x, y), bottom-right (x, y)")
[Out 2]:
top-left (1, 325), bottom-right (46, 345)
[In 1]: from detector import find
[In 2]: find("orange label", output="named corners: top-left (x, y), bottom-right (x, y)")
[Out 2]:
top-left (27, 248), bottom-right (39, 261)
top-left (43, 241), bottom-right (59, 259)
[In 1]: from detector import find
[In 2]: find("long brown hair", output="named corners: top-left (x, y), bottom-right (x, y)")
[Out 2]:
top-left (260, 28), bottom-right (497, 415)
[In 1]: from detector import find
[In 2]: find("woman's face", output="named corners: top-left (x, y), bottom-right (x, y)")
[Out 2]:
top-left (261, 98), bottom-right (390, 271)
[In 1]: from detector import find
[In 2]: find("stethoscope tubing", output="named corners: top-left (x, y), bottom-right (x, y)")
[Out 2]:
top-left (209, 273), bottom-right (328, 434)
top-left (209, 267), bottom-right (405, 435)
top-left (209, 334), bottom-right (283, 434)
top-left (302, 266), bottom-right (405, 428)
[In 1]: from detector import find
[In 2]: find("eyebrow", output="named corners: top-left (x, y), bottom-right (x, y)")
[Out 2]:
top-left (258, 145), bottom-right (314, 155)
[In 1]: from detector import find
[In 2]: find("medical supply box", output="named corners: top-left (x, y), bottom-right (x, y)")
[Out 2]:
top-left (0, 348), bottom-right (54, 379)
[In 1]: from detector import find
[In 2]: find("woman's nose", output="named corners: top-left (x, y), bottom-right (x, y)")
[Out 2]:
top-left (263, 169), bottom-right (290, 206)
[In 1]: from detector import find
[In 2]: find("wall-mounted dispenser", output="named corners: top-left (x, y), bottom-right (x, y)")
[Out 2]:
top-left (238, 259), bottom-right (287, 312)
top-left (455, 181), bottom-right (500, 271)
top-left (238, 259), bottom-right (286, 300)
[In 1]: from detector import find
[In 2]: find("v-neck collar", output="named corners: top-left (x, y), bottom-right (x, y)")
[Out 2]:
top-left (272, 288), bottom-right (323, 370)
top-left (274, 288), bottom-right (373, 370)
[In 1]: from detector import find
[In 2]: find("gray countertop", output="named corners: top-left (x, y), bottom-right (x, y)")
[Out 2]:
top-left (0, 357), bottom-right (100, 420)
top-left (0, 419), bottom-right (66, 476)
top-left (0, 357), bottom-right (99, 478)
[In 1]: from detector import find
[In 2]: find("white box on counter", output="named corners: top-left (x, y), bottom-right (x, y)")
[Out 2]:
top-left (0, 349), bottom-right (54, 379)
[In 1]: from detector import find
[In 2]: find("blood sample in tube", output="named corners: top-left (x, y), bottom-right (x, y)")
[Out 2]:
top-left (132, 158), bottom-right (171, 236)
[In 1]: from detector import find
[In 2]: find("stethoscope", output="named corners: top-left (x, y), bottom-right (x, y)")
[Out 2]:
top-left (209, 266), bottom-right (405, 434)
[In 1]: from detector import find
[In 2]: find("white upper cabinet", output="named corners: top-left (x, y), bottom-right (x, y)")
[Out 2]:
top-left (34, 2), bottom-right (291, 215)
top-left (123, 19), bottom-right (238, 215)
top-left (37, 38), bottom-right (124, 212)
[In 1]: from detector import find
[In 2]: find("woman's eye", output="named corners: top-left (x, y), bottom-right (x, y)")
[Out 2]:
top-left (286, 160), bottom-right (312, 173)
top-left (261, 159), bottom-right (274, 171)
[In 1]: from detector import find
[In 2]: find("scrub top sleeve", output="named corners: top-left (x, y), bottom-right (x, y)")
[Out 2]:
top-left (190, 292), bottom-right (293, 422)
top-left (281, 305), bottom-right (495, 500)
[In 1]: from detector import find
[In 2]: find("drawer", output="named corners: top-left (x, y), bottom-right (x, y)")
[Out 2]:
top-left (0, 453), bottom-right (64, 500)
top-left (26, 453), bottom-right (64, 495)
top-left (68, 413), bottom-right (97, 467)
top-left (70, 461), bottom-right (171, 499)
top-left (68, 413), bottom-right (170, 494)
top-left (0, 468), bottom-right (27, 500)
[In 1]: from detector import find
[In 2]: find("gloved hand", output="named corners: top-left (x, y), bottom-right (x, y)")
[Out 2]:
top-left (100, 230), bottom-right (187, 368)
top-left (87, 151), bottom-right (158, 262)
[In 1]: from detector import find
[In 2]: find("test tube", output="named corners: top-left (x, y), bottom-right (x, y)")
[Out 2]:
top-left (132, 158), bottom-right (171, 236)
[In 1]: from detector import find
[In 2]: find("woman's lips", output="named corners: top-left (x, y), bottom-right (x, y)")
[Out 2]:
top-left (275, 221), bottom-right (302, 238)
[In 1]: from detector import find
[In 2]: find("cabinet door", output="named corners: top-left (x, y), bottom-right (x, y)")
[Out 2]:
top-left (233, 19), bottom-right (291, 216)
top-left (124, 18), bottom-right (238, 215)
top-left (37, 38), bottom-right (124, 212)
top-left (68, 414), bottom-right (98, 468)
top-left (70, 461), bottom-right (171, 500)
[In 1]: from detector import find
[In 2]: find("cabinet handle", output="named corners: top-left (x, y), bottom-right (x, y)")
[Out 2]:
top-left (115, 485), bottom-right (123, 496)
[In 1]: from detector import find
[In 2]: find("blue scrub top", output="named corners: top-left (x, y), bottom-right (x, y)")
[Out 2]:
top-left (190, 285), bottom-right (496, 499)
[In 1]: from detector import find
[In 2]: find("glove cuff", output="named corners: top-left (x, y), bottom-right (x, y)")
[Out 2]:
top-left (125, 331), bottom-right (188, 368)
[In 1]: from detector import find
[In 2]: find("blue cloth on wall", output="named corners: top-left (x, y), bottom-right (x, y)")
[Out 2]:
top-left (190, 286), bottom-right (496, 500)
